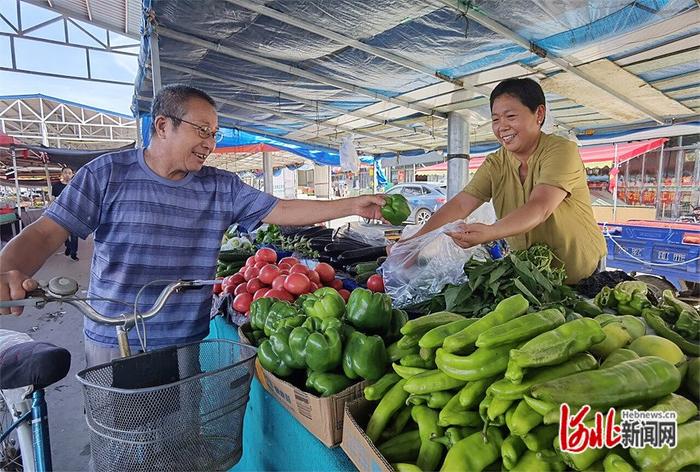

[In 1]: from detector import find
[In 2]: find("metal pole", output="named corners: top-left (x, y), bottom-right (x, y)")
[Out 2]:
top-left (263, 151), bottom-right (273, 195)
top-left (446, 112), bottom-right (469, 201)
top-left (11, 146), bottom-right (23, 231)
top-left (41, 122), bottom-right (51, 206)
top-left (612, 143), bottom-right (618, 222)
top-left (149, 17), bottom-right (162, 94)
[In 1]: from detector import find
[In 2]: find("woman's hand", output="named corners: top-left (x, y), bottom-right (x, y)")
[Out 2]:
top-left (445, 223), bottom-right (496, 249)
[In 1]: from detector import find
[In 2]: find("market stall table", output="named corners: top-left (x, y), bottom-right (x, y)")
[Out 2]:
top-left (207, 316), bottom-right (356, 471)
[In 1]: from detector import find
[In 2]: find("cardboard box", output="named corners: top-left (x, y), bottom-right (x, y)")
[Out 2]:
top-left (240, 320), bottom-right (367, 447)
top-left (237, 323), bottom-right (254, 346)
top-left (254, 359), bottom-right (367, 447)
top-left (341, 398), bottom-right (394, 472)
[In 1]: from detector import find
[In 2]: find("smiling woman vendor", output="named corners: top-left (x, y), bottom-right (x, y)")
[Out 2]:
top-left (410, 78), bottom-right (606, 284)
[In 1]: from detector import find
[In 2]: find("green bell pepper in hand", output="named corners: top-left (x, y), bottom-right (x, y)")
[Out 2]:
top-left (345, 288), bottom-right (393, 334)
top-left (301, 287), bottom-right (345, 320)
top-left (343, 330), bottom-right (388, 381)
top-left (381, 194), bottom-right (411, 226)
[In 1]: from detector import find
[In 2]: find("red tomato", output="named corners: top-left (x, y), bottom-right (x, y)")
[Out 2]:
top-left (234, 283), bottom-right (248, 296)
top-left (307, 270), bottom-right (320, 285)
top-left (280, 269), bottom-right (290, 276)
top-left (265, 289), bottom-right (295, 303)
top-left (246, 277), bottom-right (265, 294)
top-left (314, 263), bottom-right (335, 284)
top-left (330, 278), bottom-right (344, 291)
top-left (213, 277), bottom-right (223, 295)
top-left (233, 293), bottom-right (253, 313)
top-left (253, 288), bottom-right (269, 300)
top-left (279, 256), bottom-right (299, 267)
top-left (255, 248), bottom-right (277, 264)
top-left (243, 266), bottom-right (259, 281)
top-left (309, 282), bottom-right (321, 292)
top-left (230, 273), bottom-right (245, 286)
top-left (278, 263), bottom-right (292, 271)
top-left (338, 289), bottom-right (351, 302)
top-left (271, 274), bottom-right (287, 291)
top-left (284, 273), bottom-right (311, 295)
top-left (246, 256), bottom-right (257, 267)
top-left (258, 264), bottom-right (281, 285)
top-left (289, 263), bottom-right (309, 276)
top-left (254, 261), bottom-right (268, 270)
top-left (367, 274), bottom-right (385, 292)
top-left (223, 284), bottom-right (237, 296)
top-left (221, 275), bottom-right (237, 290)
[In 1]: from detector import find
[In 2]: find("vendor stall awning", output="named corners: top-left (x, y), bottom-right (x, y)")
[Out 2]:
top-left (416, 137), bottom-right (669, 175)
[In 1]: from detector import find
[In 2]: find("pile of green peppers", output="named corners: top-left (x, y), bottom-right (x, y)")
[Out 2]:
top-left (357, 290), bottom-right (700, 472)
top-left (249, 287), bottom-right (403, 397)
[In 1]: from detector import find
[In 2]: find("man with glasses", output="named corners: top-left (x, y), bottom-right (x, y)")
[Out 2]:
top-left (0, 84), bottom-right (387, 366)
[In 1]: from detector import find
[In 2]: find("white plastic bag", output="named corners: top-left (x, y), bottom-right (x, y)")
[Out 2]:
top-left (380, 221), bottom-right (489, 308)
top-left (339, 135), bottom-right (360, 173)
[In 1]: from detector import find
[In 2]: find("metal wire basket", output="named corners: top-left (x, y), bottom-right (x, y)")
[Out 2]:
top-left (76, 339), bottom-right (256, 472)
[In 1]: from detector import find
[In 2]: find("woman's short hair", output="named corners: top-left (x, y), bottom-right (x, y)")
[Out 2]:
top-left (490, 78), bottom-right (546, 122)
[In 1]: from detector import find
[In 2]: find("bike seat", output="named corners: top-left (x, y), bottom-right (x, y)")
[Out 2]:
top-left (0, 341), bottom-right (71, 390)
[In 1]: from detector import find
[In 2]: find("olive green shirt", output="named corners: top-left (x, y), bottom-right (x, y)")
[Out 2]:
top-left (463, 132), bottom-right (606, 284)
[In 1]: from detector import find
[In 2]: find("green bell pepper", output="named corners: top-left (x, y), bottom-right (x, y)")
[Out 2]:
top-left (249, 297), bottom-right (276, 331)
top-left (288, 319), bottom-right (343, 373)
top-left (305, 371), bottom-right (354, 397)
top-left (386, 308), bottom-right (409, 341)
top-left (342, 330), bottom-right (388, 381)
top-left (301, 287), bottom-right (345, 320)
top-left (262, 301), bottom-right (301, 337)
top-left (345, 288), bottom-right (393, 334)
top-left (381, 194), bottom-right (411, 225)
top-left (258, 339), bottom-right (294, 377)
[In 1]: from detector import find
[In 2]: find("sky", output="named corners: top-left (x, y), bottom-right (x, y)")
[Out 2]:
top-left (0, 1), bottom-right (138, 116)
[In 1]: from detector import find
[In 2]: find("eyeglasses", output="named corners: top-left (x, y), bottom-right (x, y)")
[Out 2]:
top-left (165, 115), bottom-right (223, 143)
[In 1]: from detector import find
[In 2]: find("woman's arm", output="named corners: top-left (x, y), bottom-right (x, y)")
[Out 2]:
top-left (447, 184), bottom-right (566, 248)
top-left (403, 191), bottom-right (485, 241)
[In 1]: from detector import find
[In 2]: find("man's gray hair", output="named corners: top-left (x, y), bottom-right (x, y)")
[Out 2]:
top-left (149, 84), bottom-right (216, 136)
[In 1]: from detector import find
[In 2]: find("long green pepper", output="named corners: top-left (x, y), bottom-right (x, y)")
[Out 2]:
top-left (443, 294), bottom-right (529, 353)
top-left (440, 428), bottom-right (503, 472)
top-left (411, 405), bottom-right (444, 472)
top-left (403, 369), bottom-right (466, 394)
top-left (366, 379), bottom-right (409, 443)
top-left (476, 308), bottom-right (565, 348)
top-left (438, 391), bottom-right (482, 427)
top-left (377, 430), bottom-right (421, 463)
top-left (501, 435), bottom-right (528, 470)
top-left (531, 356), bottom-right (681, 407)
top-left (459, 376), bottom-right (499, 408)
top-left (436, 343), bottom-right (517, 381)
top-left (506, 318), bottom-right (605, 383)
top-left (507, 399), bottom-right (543, 436)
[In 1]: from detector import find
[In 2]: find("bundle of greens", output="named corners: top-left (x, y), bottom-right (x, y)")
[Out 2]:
top-left (410, 244), bottom-right (574, 316)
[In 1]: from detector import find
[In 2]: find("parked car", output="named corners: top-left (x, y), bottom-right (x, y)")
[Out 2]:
top-left (365, 183), bottom-right (447, 225)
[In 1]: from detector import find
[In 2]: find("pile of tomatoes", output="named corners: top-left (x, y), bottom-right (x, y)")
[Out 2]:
top-left (213, 248), bottom-right (351, 315)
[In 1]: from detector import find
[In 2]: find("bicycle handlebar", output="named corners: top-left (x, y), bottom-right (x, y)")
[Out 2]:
top-left (0, 277), bottom-right (217, 329)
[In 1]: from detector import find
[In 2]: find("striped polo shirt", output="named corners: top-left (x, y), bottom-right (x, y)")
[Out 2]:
top-left (45, 148), bottom-right (278, 348)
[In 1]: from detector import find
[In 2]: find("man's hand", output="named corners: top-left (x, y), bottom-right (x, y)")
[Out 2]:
top-left (352, 195), bottom-right (387, 221)
top-left (445, 222), bottom-right (496, 249)
top-left (0, 270), bottom-right (39, 316)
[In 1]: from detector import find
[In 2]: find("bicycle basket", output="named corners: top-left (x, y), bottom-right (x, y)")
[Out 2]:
top-left (76, 339), bottom-right (256, 472)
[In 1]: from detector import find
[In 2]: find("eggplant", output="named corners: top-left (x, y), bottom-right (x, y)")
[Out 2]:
top-left (337, 246), bottom-right (388, 265)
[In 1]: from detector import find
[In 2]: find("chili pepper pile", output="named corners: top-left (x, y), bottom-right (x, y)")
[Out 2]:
top-left (357, 287), bottom-right (700, 472)
top-left (244, 286), bottom-right (408, 397)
